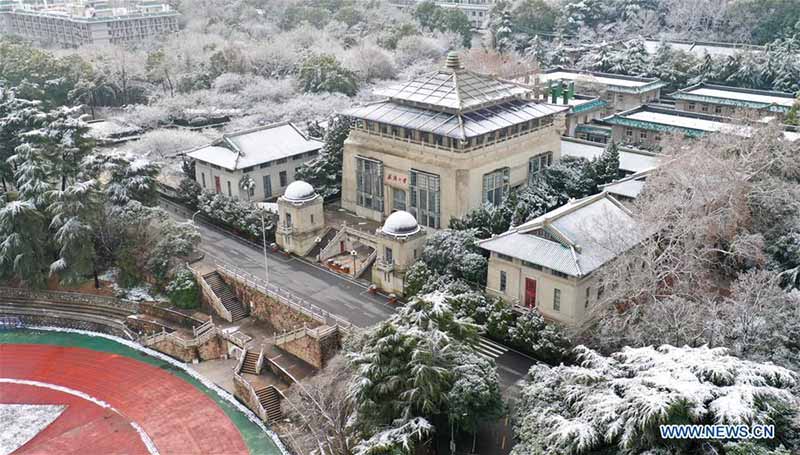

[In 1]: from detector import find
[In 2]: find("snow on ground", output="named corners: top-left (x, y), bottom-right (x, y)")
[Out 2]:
top-left (97, 268), bottom-right (168, 302)
top-left (0, 404), bottom-right (65, 455)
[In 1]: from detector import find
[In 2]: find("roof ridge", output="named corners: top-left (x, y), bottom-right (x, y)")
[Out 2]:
top-left (518, 192), bottom-right (608, 233)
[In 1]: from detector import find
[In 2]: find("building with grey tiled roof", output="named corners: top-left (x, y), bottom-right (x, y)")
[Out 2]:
top-left (480, 192), bottom-right (644, 325)
top-left (341, 52), bottom-right (569, 229)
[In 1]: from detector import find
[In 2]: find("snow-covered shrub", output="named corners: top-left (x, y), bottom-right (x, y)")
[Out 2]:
top-left (512, 345), bottom-right (800, 455)
top-left (212, 72), bottom-right (251, 93)
top-left (165, 267), bottom-right (199, 309)
top-left (196, 191), bottom-right (274, 241)
top-left (297, 54), bottom-right (359, 96)
top-left (239, 77), bottom-right (295, 104)
top-left (506, 310), bottom-right (572, 363)
top-left (394, 35), bottom-right (446, 67)
top-left (125, 129), bottom-right (213, 158)
top-left (121, 104), bottom-right (171, 130)
top-left (342, 44), bottom-right (397, 82)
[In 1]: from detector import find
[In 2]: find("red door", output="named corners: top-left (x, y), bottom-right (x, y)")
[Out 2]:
top-left (340, 241), bottom-right (345, 254)
top-left (525, 278), bottom-right (537, 308)
top-left (214, 176), bottom-right (221, 193)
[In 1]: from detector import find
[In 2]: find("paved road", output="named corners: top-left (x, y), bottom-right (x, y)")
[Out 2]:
top-left (161, 199), bottom-right (535, 393)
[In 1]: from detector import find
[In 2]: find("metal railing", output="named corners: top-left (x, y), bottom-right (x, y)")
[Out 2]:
top-left (213, 258), bottom-right (353, 331)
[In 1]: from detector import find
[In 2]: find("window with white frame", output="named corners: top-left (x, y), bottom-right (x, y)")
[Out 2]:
top-left (528, 152), bottom-right (553, 183)
top-left (409, 169), bottom-right (440, 229)
top-left (553, 288), bottom-right (561, 311)
top-left (483, 168), bottom-right (509, 206)
top-left (500, 271), bottom-right (507, 292)
top-left (356, 156), bottom-right (384, 211)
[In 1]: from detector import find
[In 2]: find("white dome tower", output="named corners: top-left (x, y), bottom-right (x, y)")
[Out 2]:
top-left (372, 211), bottom-right (427, 296)
top-left (276, 180), bottom-right (326, 256)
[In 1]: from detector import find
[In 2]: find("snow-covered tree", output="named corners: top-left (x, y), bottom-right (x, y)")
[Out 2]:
top-left (592, 141), bottom-right (620, 185)
top-left (0, 90), bottom-right (43, 192)
top-left (48, 179), bottom-right (101, 286)
top-left (0, 200), bottom-right (48, 287)
top-left (297, 54), bottom-right (359, 96)
top-left (512, 344), bottom-right (799, 454)
top-left (294, 114), bottom-right (351, 198)
top-left (101, 153), bottom-right (161, 208)
top-left (422, 229), bottom-right (487, 284)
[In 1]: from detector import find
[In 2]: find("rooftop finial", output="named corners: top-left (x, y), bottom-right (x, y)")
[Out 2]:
top-left (445, 51), bottom-right (462, 70)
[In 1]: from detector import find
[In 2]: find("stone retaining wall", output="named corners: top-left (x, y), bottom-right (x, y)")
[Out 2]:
top-left (150, 334), bottom-right (226, 363)
top-left (225, 278), bottom-right (321, 332)
top-left (278, 328), bottom-right (341, 369)
top-left (7, 313), bottom-right (131, 339)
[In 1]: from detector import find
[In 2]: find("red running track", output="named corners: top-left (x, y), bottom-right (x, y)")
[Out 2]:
top-left (0, 344), bottom-right (249, 455)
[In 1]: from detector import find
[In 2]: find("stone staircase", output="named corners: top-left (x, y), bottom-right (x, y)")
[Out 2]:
top-left (202, 271), bottom-right (247, 322)
top-left (255, 386), bottom-right (282, 422)
top-left (240, 350), bottom-right (260, 375)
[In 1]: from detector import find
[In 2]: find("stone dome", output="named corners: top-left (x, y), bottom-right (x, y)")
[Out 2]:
top-left (283, 180), bottom-right (316, 202)
top-left (382, 211), bottom-right (420, 236)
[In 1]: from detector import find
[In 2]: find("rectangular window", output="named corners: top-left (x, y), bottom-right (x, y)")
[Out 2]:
top-left (687, 103), bottom-right (695, 110)
top-left (276, 158), bottom-right (287, 165)
top-left (279, 171), bottom-right (288, 187)
top-left (263, 175), bottom-right (272, 197)
top-left (585, 287), bottom-right (591, 309)
top-left (714, 106), bottom-right (722, 114)
top-left (483, 168), bottom-right (509, 206)
top-left (385, 247), bottom-right (393, 264)
top-left (640, 131), bottom-right (648, 139)
top-left (356, 156), bottom-right (384, 212)
top-left (626, 129), bottom-right (633, 137)
top-left (393, 188), bottom-right (406, 211)
top-left (409, 169), bottom-right (440, 229)
top-left (227, 180), bottom-right (232, 197)
top-left (500, 271), bottom-right (507, 292)
top-left (201, 172), bottom-right (206, 188)
top-left (553, 288), bottom-right (561, 312)
top-left (260, 161), bottom-right (272, 169)
top-left (497, 253), bottom-right (513, 262)
top-left (528, 152), bottom-right (553, 183)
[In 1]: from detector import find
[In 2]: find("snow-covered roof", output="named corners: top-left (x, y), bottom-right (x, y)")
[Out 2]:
top-left (643, 39), bottom-right (764, 57)
top-left (87, 118), bottom-right (141, 143)
top-left (187, 122), bottom-right (322, 171)
top-left (600, 170), bottom-right (653, 200)
top-left (533, 68), bottom-right (667, 93)
top-left (346, 99), bottom-right (566, 141)
top-left (560, 138), bottom-right (662, 174)
top-left (381, 211), bottom-right (420, 237)
top-left (480, 193), bottom-right (643, 277)
top-left (374, 52), bottom-right (531, 114)
top-left (605, 106), bottom-right (800, 142)
top-left (670, 83), bottom-right (796, 112)
top-left (282, 180), bottom-right (317, 203)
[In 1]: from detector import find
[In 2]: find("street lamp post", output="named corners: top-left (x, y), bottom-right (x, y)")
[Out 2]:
top-left (350, 250), bottom-right (358, 277)
top-left (261, 212), bottom-right (270, 290)
top-left (315, 236), bottom-right (322, 263)
top-left (191, 209), bottom-right (202, 225)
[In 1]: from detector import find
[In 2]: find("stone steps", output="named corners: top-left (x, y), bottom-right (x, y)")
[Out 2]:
top-left (202, 272), bottom-right (247, 322)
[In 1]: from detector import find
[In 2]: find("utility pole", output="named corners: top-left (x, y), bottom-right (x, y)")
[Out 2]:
top-left (261, 212), bottom-right (270, 290)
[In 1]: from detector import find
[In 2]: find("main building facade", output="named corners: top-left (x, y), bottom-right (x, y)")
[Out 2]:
top-left (341, 52), bottom-right (567, 229)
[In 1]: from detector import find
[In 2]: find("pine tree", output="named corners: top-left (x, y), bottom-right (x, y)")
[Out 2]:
top-left (0, 200), bottom-right (48, 287)
top-left (0, 90), bottom-right (43, 192)
top-left (294, 114), bottom-right (351, 198)
top-left (593, 141), bottom-right (620, 185)
top-left (48, 179), bottom-right (101, 286)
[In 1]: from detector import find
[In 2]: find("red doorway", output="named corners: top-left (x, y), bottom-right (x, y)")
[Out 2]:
top-left (214, 176), bottom-right (221, 193)
top-left (525, 278), bottom-right (537, 308)
top-left (340, 241), bottom-right (345, 254)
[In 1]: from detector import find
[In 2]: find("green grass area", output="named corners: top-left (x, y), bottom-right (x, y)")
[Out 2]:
top-left (0, 329), bottom-right (283, 455)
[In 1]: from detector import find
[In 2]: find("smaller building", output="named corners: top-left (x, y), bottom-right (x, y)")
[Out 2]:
top-left (670, 83), bottom-right (797, 120)
top-left (434, 0), bottom-right (492, 29)
top-left (600, 170), bottom-right (653, 204)
top-left (560, 137), bottom-right (662, 176)
top-left (525, 68), bottom-right (667, 113)
top-left (602, 105), bottom-right (800, 148)
top-left (372, 211), bottom-right (427, 296)
top-left (188, 123), bottom-right (322, 202)
top-left (275, 181), bottom-right (326, 257)
top-left (479, 192), bottom-right (644, 326)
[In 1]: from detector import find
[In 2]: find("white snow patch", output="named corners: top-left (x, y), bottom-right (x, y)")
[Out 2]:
top-left (0, 404), bottom-right (65, 455)
top-left (16, 326), bottom-right (290, 455)
top-left (0, 379), bottom-right (158, 455)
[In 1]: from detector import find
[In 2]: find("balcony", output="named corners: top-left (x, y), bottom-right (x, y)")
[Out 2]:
top-left (375, 259), bottom-right (395, 272)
